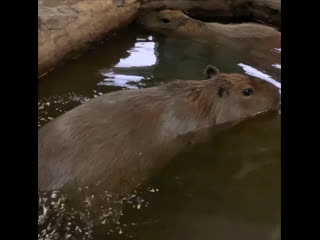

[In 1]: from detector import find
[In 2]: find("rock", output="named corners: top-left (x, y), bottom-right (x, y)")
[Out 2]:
top-left (38, 0), bottom-right (140, 77)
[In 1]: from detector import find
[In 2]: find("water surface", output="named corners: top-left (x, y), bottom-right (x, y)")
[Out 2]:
top-left (38, 24), bottom-right (281, 240)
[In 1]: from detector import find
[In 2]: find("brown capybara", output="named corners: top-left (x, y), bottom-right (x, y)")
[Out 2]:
top-left (138, 9), bottom-right (280, 46)
top-left (38, 66), bottom-right (280, 193)
top-left (137, 10), bottom-right (281, 73)
top-left (140, 0), bottom-right (281, 29)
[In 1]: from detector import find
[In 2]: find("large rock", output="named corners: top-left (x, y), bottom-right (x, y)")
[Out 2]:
top-left (141, 0), bottom-right (281, 28)
top-left (38, 0), bottom-right (140, 77)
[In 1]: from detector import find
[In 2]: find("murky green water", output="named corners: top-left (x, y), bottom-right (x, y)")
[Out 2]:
top-left (38, 24), bottom-right (280, 240)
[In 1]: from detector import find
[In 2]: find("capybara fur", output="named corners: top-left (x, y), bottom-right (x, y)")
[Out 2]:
top-left (38, 66), bottom-right (280, 193)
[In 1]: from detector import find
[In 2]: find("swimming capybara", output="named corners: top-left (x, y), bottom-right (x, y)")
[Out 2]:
top-left (137, 10), bottom-right (281, 74)
top-left (140, 0), bottom-right (281, 29)
top-left (38, 66), bottom-right (280, 193)
top-left (138, 9), bottom-right (280, 46)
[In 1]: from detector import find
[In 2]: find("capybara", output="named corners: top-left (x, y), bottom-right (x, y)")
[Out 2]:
top-left (137, 10), bottom-right (281, 74)
top-left (140, 0), bottom-right (281, 29)
top-left (38, 66), bottom-right (280, 193)
top-left (138, 9), bottom-right (280, 46)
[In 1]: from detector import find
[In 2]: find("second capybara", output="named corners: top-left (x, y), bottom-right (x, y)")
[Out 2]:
top-left (138, 9), bottom-right (280, 46)
top-left (138, 9), bottom-right (281, 73)
top-left (38, 65), bottom-right (280, 193)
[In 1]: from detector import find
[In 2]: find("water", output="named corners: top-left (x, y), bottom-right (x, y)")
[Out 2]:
top-left (38, 25), bottom-right (281, 240)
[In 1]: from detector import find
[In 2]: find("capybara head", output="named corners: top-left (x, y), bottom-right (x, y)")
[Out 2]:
top-left (138, 9), bottom-right (201, 37)
top-left (194, 65), bottom-right (280, 124)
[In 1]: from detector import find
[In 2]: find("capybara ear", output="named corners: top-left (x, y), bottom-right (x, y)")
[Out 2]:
top-left (204, 65), bottom-right (220, 79)
top-left (218, 86), bottom-right (230, 97)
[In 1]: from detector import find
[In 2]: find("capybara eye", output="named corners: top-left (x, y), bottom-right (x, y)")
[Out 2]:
top-left (161, 18), bottom-right (170, 23)
top-left (242, 88), bottom-right (253, 96)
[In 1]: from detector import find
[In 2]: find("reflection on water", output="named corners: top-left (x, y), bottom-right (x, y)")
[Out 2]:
top-left (38, 25), bottom-right (281, 240)
top-left (115, 39), bottom-right (157, 68)
top-left (98, 36), bottom-right (157, 89)
top-left (38, 93), bottom-right (92, 126)
top-left (38, 186), bottom-right (158, 240)
top-left (98, 73), bottom-right (143, 89)
top-left (272, 64), bottom-right (281, 69)
top-left (238, 63), bottom-right (281, 89)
